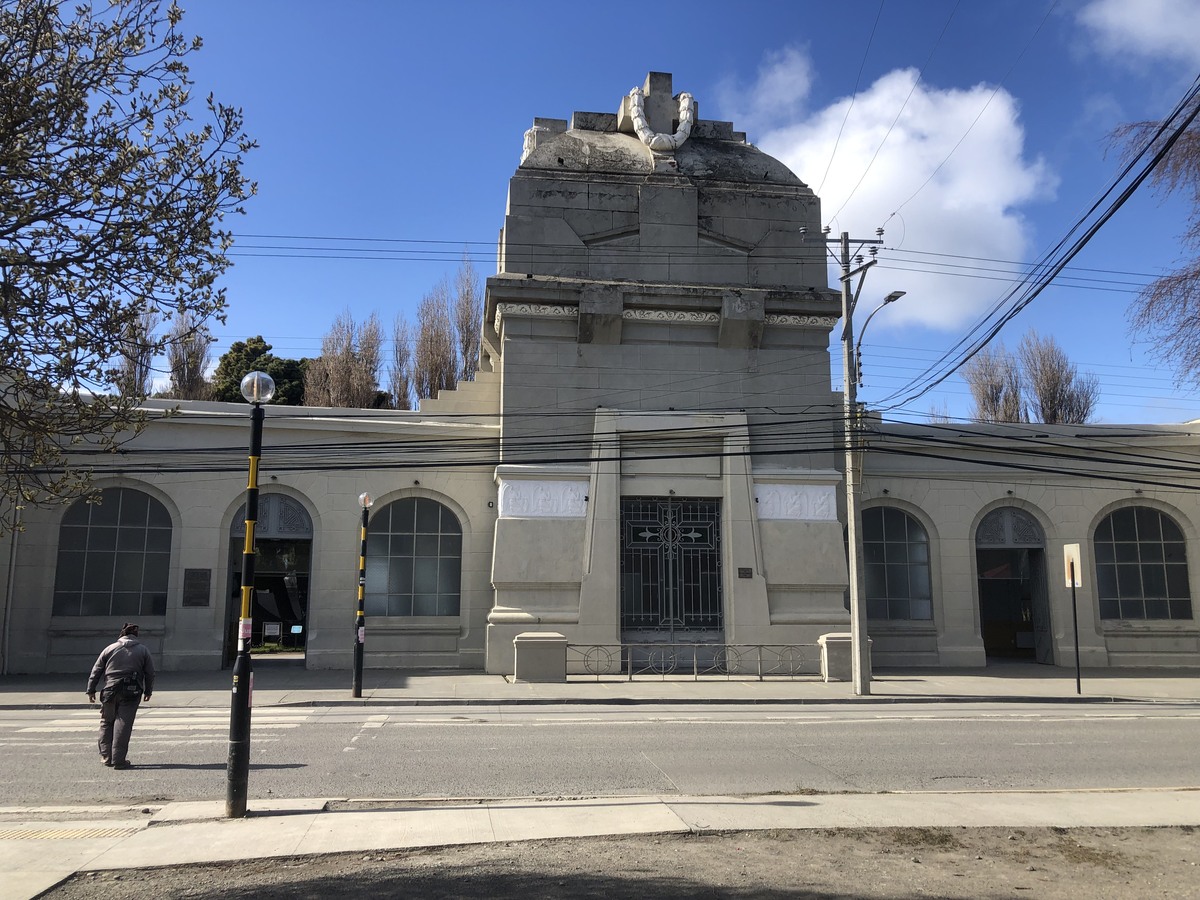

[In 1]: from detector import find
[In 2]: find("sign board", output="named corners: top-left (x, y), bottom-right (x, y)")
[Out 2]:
top-left (263, 621), bottom-right (282, 638)
top-left (181, 568), bottom-right (211, 607)
top-left (1063, 543), bottom-right (1083, 588)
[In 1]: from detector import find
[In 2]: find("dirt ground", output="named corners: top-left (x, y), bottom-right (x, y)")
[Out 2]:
top-left (44, 826), bottom-right (1198, 899)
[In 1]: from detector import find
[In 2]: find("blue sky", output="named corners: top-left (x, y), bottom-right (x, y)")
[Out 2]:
top-left (174, 0), bottom-right (1200, 424)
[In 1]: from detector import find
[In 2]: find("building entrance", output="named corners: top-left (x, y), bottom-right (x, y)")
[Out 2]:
top-left (975, 507), bottom-right (1052, 663)
top-left (620, 498), bottom-right (723, 666)
top-left (224, 494), bottom-right (314, 667)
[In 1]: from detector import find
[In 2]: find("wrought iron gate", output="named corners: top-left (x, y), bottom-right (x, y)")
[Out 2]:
top-left (620, 498), bottom-right (723, 645)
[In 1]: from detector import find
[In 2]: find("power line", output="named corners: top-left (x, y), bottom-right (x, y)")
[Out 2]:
top-left (829, 0), bottom-right (961, 222)
top-left (881, 0), bottom-right (1060, 229)
top-left (876, 75), bottom-right (1200, 410)
top-left (814, 0), bottom-right (886, 198)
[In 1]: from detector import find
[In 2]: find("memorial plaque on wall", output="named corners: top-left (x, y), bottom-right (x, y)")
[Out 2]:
top-left (182, 568), bottom-right (212, 608)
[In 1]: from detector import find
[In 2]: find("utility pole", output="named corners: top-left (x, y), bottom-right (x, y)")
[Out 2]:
top-left (803, 226), bottom-right (901, 695)
top-left (837, 230), bottom-right (880, 697)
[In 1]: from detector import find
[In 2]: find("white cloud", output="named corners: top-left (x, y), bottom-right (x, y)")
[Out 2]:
top-left (716, 46), bottom-right (814, 135)
top-left (1079, 0), bottom-right (1200, 68)
top-left (740, 60), bottom-right (1054, 331)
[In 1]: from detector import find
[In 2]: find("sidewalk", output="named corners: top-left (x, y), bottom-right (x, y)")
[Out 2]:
top-left (4, 789), bottom-right (1199, 899)
top-left (2, 658), bottom-right (1199, 709)
top-left (2, 662), bottom-right (1198, 899)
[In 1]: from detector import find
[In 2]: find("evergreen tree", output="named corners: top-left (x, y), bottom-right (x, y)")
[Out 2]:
top-left (211, 337), bottom-right (306, 405)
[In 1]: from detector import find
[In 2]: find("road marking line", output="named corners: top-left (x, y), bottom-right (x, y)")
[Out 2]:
top-left (18, 724), bottom-right (301, 733)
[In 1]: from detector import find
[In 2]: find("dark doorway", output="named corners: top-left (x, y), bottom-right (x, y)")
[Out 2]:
top-left (224, 495), bottom-right (314, 667)
top-left (975, 507), bottom-right (1052, 663)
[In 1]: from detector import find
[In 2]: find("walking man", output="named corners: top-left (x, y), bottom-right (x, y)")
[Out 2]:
top-left (86, 623), bottom-right (155, 769)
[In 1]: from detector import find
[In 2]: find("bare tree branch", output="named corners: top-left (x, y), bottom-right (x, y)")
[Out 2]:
top-left (454, 253), bottom-right (482, 381)
top-left (1113, 100), bottom-right (1200, 383)
top-left (304, 310), bottom-right (384, 408)
top-left (163, 309), bottom-right (213, 400)
top-left (1018, 330), bottom-right (1099, 424)
top-left (0, 0), bottom-right (256, 533)
top-left (962, 345), bottom-right (1025, 424)
top-left (389, 316), bottom-right (414, 410)
top-left (413, 279), bottom-right (458, 403)
top-left (113, 306), bottom-right (158, 399)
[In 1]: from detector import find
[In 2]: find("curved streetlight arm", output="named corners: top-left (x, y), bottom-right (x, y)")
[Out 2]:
top-left (853, 291), bottom-right (905, 387)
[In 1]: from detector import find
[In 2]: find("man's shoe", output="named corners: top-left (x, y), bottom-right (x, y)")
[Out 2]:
top-left (112, 760), bottom-right (132, 770)
top-left (100, 755), bottom-right (111, 766)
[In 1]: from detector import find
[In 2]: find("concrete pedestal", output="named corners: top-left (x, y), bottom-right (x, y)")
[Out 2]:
top-left (513, 632), bottom-right (568, 683)
top-left (819, 632), bottom-right (872, 683)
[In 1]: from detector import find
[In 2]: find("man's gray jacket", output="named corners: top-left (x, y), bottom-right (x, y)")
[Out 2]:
top-left (87, 637), bottom-right (155, 698)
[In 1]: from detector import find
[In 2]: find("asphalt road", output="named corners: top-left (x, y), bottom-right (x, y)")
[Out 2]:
top-left (3, 702), bottom-right (1198, 806)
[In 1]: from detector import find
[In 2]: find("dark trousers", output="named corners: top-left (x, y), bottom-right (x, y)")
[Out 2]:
top-left (98, 696), bottom-right (141, 764)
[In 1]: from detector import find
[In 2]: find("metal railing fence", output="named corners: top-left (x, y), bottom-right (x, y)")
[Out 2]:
top-left (567, 642), bottom-right (821, 681)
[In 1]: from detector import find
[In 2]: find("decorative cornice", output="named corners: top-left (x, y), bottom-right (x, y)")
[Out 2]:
top-left (493, 304), bottom-right (824, 331)
top-left (622, 309), bottom-right (720, 324)
top-left (765, 314), bottom-right (838, 328)
top-left (495, 302), bottom-right (579, 333)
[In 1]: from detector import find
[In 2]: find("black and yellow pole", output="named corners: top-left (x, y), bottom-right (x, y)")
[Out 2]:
top-left (352, 492), bottom-right (373, 698)
top-left (227, 371), bottom-right (275, 819)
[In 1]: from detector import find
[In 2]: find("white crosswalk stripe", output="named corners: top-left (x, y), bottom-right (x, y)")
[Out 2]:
top-left (13, 708), bottom-right (313, 734)
top-left (0, 708), bottom-right (313, 746)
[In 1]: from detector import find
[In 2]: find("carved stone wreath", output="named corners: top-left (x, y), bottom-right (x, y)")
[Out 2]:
top-left (627, 86), bottom-right (696, 151)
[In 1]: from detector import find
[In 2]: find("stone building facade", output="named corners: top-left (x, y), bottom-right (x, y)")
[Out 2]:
top-left (0, 73), bottom-right (1196, 675)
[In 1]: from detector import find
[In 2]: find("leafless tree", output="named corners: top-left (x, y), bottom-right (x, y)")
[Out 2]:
top-left (927, 401), bottom-right (953, 424)
top-left (381, 256), bottom-right (486, 407)
top-left (113, 307), bottom-right (159, 399)
top-left (1112, 96), bottom-right (1200, 382)
top-left (164, 312), bottom-right (214, 400)
top-left (1018, 331), bottom-right (1099, 424)
top-left (413, 279), bottom-right (458, 402)
top-left (389, 316), bottom-right (415, 410)
top-left (963, 332), bottom-right (1099, 424)
top-left (304, 311), bottom-right (384, 408)
top-left (454, 254), bottom-right (483, 381)
top-left (963, 345), bottom-right (1025, 424)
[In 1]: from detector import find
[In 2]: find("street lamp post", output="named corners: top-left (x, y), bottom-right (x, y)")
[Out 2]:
top-left (854, 292), bottom-right (905, 388)
top-left (226, 370), bottom-right (275, 819)
top-left (352, 491), bottom-right (373, 698)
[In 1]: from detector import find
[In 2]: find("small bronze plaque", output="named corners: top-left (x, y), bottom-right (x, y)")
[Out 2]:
top-left (182, 568), bottom-right (212, 607)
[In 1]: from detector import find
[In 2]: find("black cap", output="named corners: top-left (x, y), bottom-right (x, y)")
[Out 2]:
top-left (120, 623), bottom-right (139, 637)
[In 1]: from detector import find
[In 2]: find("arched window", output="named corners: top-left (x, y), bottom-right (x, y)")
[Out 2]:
top-left (1094, 506), bottom-right (1192, 620)
top-left (862, 506), bottom-right (932, 620)
top-left (364, 497), bottom-right (462, 617)
top-left (53, 487), bottom-right (172, 617)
